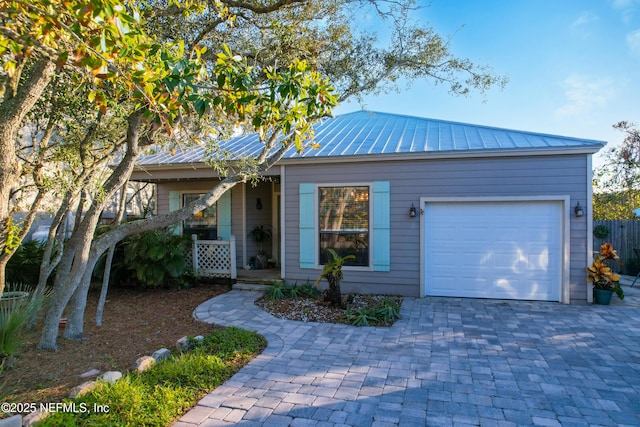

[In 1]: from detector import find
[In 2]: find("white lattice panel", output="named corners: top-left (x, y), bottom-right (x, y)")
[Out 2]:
top-left (190, 236), bottom-right (237, 279)
top-left (184, 248), bottom-right (193, 269)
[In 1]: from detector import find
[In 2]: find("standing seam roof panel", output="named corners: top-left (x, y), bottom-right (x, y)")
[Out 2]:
top-left (134, 110), bottom-right (606, 165)
top-left (395, 118), bottom-right (416, 153)
top-left (367, 116), bottom-right (393, 154)
top-left (379, 118), bottom-right (403, 154)
top-left (364, 118), bottom-right (388, 154)
top-left (411, 119), bottom-right (427, 152)
top-left (351, 117), bottom-right (382, 155)
top-left (340, 117), bottom-right (374, 156)
top-left (331, 116), bottom-right (366, 156)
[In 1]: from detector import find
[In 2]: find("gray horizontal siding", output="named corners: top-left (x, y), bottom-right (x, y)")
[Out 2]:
top-left (283, 154), bottom-right (591, 301)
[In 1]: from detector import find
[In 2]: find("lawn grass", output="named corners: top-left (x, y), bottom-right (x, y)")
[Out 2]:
top-left (39, 327), bottom-right (266, 426)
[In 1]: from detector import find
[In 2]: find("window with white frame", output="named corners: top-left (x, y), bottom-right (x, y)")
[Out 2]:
top-left (318, 186), bottom-right (369, 267)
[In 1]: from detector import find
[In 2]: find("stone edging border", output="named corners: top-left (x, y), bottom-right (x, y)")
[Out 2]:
top-left (8, 335), bottom-right (204, 427)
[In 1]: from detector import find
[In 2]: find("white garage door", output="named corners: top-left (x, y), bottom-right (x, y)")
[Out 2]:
top-left (424, 200), bottom-right (563, 301)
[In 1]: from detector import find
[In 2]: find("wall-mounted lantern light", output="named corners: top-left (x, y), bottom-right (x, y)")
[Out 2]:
top-left (409, 203), bottom-right (417, 218)
top-left (574, 201), bottom-right (584, 218)
top-left (256, 198), bottom-right (263, 210)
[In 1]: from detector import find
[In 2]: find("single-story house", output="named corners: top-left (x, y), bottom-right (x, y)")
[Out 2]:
top-left (131, 110), bottom-right (604, 304)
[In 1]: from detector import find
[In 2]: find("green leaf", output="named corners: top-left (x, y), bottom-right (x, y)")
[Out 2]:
top-left (148, 245), bottom-right (167, 260)
top-left (194, 98), bottom-right (206, 116)
top-left (166, 259), bottom-right (185, 277)
top-left (8, 40), bottom-right (21, 54)
top-left (216, 73), bottom-right (226, 88)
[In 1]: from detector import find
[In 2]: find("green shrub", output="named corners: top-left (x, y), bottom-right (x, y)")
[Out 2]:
top-left (344, 306), bottom-right (378, 326)
top-left (195, 326), bottom-right (267, 357)
top-left (40, 327), bottom-right (266, 427)
top-left (286, 284), bottom-right (300, 299)
top-left (344, 296), bottom-right (401, 326)
top-left (123, 228), bottom-right (192, 288)
top-left (5, 240), bottom-right (45, 285)
top-left (296, 282), bottom-right (320, 298)
top-left (40, 376), bottom-right (195, 427)
top-left (375, 298), bottom-right (402, 324)
top-left (264, 280), bottom-right (320, 301)
top-left (93, 228), bottom-right (196, 289)
top-left (264, 282), bottom-right (286, 300)
top-left (143, 352), bottom-right (230, 390)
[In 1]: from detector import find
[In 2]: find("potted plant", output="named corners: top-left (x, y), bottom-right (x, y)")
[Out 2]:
top-left (248, 225), bottom-right (272, 269)
top-left (315, 249), bottom-right (355, 307)
top-left (586, 243), bottom-right (624, 304)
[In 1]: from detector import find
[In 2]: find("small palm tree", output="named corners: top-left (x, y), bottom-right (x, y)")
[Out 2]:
top-left (315, 249), bottom-right (355, 307)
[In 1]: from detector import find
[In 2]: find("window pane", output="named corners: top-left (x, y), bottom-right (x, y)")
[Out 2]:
top-left (183, 194), bottom-right (217, 240)
top-left (319, 186), bottom-right (369, 266)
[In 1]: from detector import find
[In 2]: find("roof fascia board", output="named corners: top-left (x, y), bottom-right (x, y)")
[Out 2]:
top-left (279, 147), bottom-right (603, 165)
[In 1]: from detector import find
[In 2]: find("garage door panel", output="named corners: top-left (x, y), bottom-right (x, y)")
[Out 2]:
top-left (424, 201), bottom-right (562, 301)
top-left (432, 277), bottom-right (489, 296)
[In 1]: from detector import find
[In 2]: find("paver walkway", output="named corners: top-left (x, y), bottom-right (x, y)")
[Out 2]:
top-left (175, 285), bottom-right (640, 427)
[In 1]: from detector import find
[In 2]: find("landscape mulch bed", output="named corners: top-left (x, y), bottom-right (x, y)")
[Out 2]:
top-left (2, 284), bottom-right (230, 406)
top-left (3, 284), bottom-right (403, 413)
top-left (255, 293), bottom-right (404, 325)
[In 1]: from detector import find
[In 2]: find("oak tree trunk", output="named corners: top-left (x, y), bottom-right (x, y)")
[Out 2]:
top-left (95, 244), bottom-right (116, 326)
top-left (38, 111), bottom-right (145, 348)
top-left (0, 59), bottom-right (55, 295)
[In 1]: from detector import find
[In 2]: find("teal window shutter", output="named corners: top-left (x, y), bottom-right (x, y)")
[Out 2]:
top-left (372, 181), bottom-right (390, 271)
top-left (169, 191), bottom-right (181, 235)
top-left (299, 183), bottom-right (315, 269)
top-left (218, 190), bottom-right (232, 240)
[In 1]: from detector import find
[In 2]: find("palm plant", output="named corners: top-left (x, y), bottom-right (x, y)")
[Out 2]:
top-left (315, 249), bottom-right (355, 307)
top-left (0, 284), bottom-right (46, 364)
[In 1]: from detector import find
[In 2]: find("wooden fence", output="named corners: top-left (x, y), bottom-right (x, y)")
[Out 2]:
top-left (593, 220), bottom-right (640, 271)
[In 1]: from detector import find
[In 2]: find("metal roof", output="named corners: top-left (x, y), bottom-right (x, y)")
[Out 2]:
top-left (136, 110), bottom-right (605, 166)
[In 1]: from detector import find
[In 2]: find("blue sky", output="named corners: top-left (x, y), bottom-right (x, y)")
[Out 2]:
top-left (334, 0), bottom-right (640, 166)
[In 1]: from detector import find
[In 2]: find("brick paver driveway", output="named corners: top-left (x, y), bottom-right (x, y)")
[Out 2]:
top-left (175, 285), bottom-right (640, 427)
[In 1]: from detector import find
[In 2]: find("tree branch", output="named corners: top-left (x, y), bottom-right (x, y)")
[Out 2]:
top-left (220, 0), bottom-right (310, 14)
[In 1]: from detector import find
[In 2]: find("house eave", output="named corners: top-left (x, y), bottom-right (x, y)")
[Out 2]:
top-left (278, 146), bottom-right (604, 165)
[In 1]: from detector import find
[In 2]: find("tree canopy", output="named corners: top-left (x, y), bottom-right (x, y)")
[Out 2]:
top-left (0, 0), bottom-right (507, 348)
top-left (593, 121), bottom-right (640, 220)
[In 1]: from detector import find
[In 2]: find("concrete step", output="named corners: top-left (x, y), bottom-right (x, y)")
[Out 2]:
top-left (232, 283), bottom-right (270, 292)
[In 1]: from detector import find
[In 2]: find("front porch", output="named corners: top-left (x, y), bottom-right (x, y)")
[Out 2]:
top-left (188, 235), bottom-right (281, 284)
top-left (132, 169), bottom-right (284, 284)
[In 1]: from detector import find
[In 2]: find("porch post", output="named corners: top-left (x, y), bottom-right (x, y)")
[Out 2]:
top-left (191, 234), bottom-right (198, 273)
top-left (229, 235), bottom-right (237, 279)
